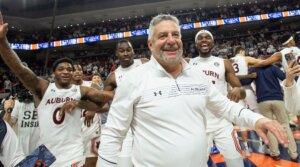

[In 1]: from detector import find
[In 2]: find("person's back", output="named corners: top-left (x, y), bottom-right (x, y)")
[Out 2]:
top-left (249, 66), bottom-right (284, 103)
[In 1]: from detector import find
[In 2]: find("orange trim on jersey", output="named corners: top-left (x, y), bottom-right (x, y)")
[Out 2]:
top-left (231, 130), bottom-right (242, 155)
top-left (261, 14), bottom-right (268, 20)
top-left (239, 17), bottom-right (246, 23)
top-left (124, 31), bottom-right (131, 38)
top-left (194, 22), bottom-right (201, 28)
top-left (210, 153), bottom-right (225, 163)
top-left (77, 38), bottom-right (84, 44)
top-left (283, 11), bottom-right (289, 17)
top-left (217, 19), bottom-right (224, 25)
top-left (101, 35), bottom-right (107, 41)
top-left (31, 44), bottom-right (38, 50)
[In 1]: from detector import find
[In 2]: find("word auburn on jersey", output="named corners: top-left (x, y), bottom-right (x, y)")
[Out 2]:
top-left (45, 97), bottom-right (75, 105)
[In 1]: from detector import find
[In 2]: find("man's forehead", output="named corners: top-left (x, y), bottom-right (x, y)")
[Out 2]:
top-left (117, 42), bottom-right (132, 49)
top-left (197, 33), bottom-right (212, 38)
top-left (57, 62), bottom-right (72, 67)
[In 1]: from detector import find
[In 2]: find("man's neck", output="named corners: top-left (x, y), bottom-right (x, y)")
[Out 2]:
top-left (73, 80), bottom-right (83, 85)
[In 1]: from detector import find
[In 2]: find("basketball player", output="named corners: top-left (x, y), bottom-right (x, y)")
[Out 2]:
top-left (0, 13), bottom-right (113, 166)
top-left (189, 30), bottom-right (245, 166)
top-left (102, 39), bottom-right (148, 167)
top-left (252, 34), bottom-right (300, 71)
top-left (98, 14), bottom-right (288, 167)
top-left (72, 63), bottom-right (106, 167)
top-left (230, 46), bottom-right (262, 156)
top-left (3, 87), bottom-right (40, 156)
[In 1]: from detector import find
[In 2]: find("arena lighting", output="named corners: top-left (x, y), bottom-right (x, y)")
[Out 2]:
top-left (9, 9), bottom-right (300, 50)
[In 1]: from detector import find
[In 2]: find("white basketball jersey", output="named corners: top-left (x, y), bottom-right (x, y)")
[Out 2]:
top-left (230, 55), bottom-right (248, 75)
top-left (115, 59), bottom-right (143, 86)
top-left (81, 80), bottom-right (101, 143)
top-left (11, 100), bottom-right (40, 155)
top-left (280, 46), bottom-right (300, 71)
top-left (37, 83), bottom-right (83, 167)
top-left (190, 56), bottom-right (232, 132)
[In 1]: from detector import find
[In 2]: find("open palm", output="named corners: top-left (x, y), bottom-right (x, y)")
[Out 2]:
top-left (0, 12), bottom-right (8, 39)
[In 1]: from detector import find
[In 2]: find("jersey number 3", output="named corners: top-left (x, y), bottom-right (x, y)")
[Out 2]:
top-left (232, 63), bottom-right (239, 73)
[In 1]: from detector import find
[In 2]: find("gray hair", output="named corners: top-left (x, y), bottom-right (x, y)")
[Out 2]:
top-left (148, 14), bottom-right (181, 41)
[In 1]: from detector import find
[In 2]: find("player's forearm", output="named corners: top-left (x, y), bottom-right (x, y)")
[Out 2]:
top-left (208, 87), bottom-right (264, 128)
top-left (77, 100), bottom-right (105, 113)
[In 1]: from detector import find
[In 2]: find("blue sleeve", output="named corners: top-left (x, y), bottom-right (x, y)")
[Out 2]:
top-left (240, 68), bottom-right (255, 85)
top-left (240, 78), bottom-right (254, 85)
top-left (273, 66), bottom-right (285, 81)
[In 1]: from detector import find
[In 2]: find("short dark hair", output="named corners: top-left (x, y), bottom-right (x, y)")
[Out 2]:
top-left (234, 46), bottom-right (245, 55)
top-left (52, 57), bottom-right (74, 72)
top-left (72, 62), bottom-right (82, 69)
top-left (116, 39), bottom-right (132, 51)
top-left (92, 72), bottom-right (101, 78)
top-left (280, 34), bottom-right (293, 45)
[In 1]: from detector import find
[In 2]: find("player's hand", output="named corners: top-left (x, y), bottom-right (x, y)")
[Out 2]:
top-left (3, 95), bottom-right (14, 112)
top-left (255, 118), bottom-right (289, 148)
top-left (60, 101), bottom-right (79, 115)
top-left (84, 111), bottom-right (95, 127)
top-left (249, 72), bottom-right (257, 79)
top-left (285, 60), bottom-right (300, 87)
top-left (0, 12), bottom-right (8, 40)
top-left (227, 87), bottom-right (245, 102)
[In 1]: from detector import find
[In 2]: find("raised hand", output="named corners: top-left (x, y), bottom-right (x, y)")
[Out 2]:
top-left (0, 12), bottom-right (8, 40)
top-left (285, 60), bottom-right (300, 87)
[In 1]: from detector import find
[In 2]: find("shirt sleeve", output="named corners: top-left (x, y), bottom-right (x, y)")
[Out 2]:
top-left (11, 100), bottom-right (20, 123)
top-left (0, 121), bottom-right (25, 167)
top-left (206, 83), bottom-right (264, 128)
top-left (283, 79), bottom-right (300, 115)
top-left (99, 75), bottom-right (137, 167)
top-left (273, 66), bottom-right (285, 81)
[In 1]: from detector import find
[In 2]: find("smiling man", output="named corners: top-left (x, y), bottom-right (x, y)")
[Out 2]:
top-left (98, 14), bottom-right (289, 167)
top-left (102, 39), bottom-right (148, 167)
top-left (189, 30), bottom-right (248, 166)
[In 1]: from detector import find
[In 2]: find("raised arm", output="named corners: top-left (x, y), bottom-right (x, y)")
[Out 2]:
top-left (245, 56), bottom-right (263, 65)
top-left (251, 52), bottom-right (282, 68)
top-left (224, 59), bottom-right (246, 102)
top-left (0, 13), bottom-right (48, 100)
